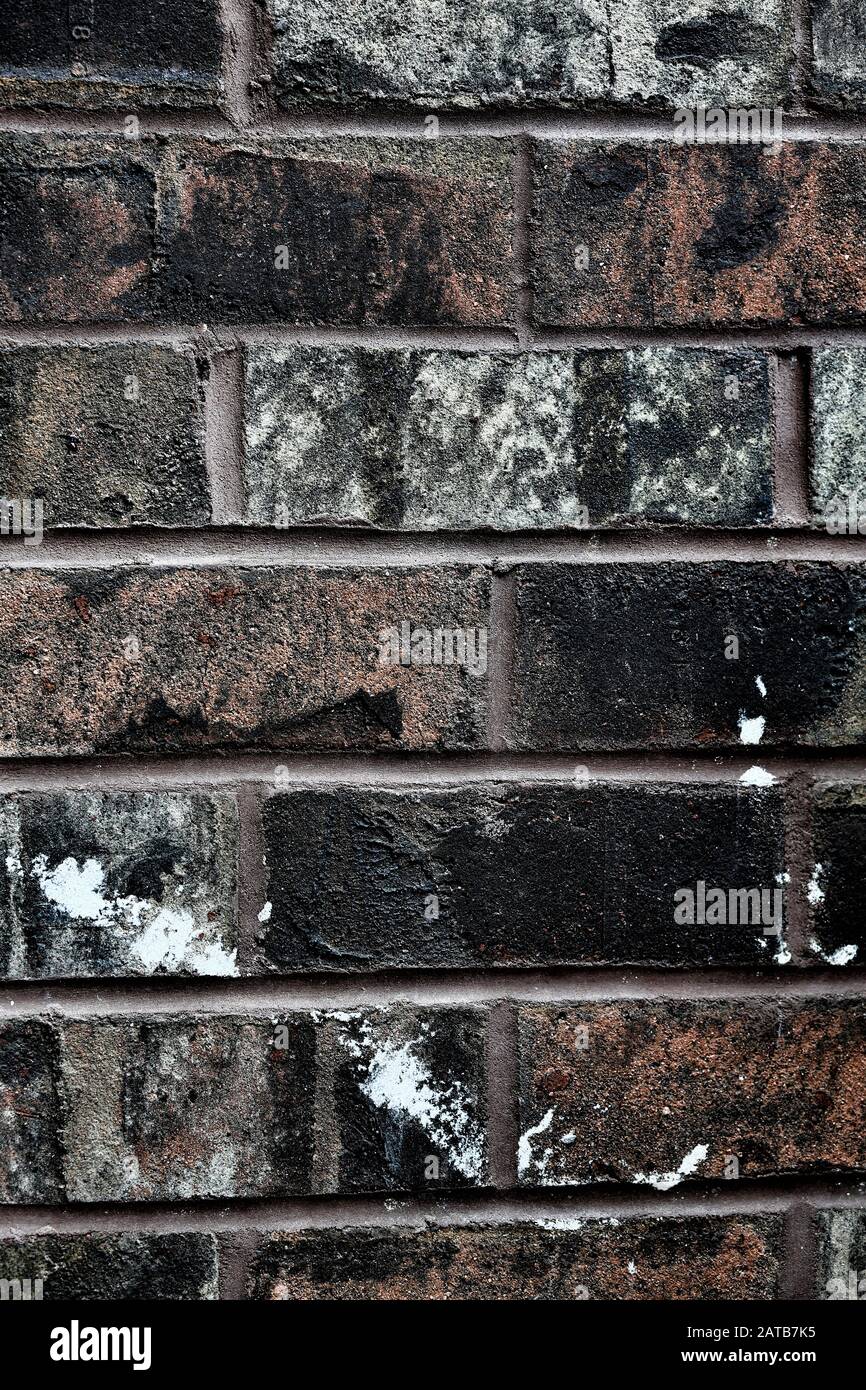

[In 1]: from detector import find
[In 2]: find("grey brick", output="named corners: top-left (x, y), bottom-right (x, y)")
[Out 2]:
top-left (0, 1020), bottom-right (64, 1204)
top-left (817, 1210), bottom-right (866, 1299)
top-left (811, 348), bottom-right (866, 531)
top-left (0, 1233), bottom-right (218, 1300)
top-left (810, 0), bottom-right (866, 108)
top-left (61, 1015), bottom-right (316, 1201)
top-left (259, 783), bottom-right (786, 971)
top-left (263, 0), bottom-right (791, 110)
top-left (244, 347), bottom-right (772, 530)
top-left (0, 791), bottom-right (238, 979)
top-left (0, 347), bottom-right (209, 529)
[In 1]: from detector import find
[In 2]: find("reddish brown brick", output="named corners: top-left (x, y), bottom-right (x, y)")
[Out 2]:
top-left (0, 136), bottom-right (512, 326)
top-left (517, 999), bottom-right (866, 1187)
top-left (252, 1217), bottom-right (783, 1300)
top-left (533, 141), bottom-right (866, 328)
top-left (0, 566), bottom-right (490, 756)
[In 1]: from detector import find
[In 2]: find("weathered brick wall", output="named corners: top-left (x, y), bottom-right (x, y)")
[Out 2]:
top-left (0, 0), bottom-right (865, 1303)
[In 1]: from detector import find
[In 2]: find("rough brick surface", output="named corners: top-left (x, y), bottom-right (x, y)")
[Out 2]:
top-left (0, 347), bottom-right (209, 528)
top-left (61, 1016), bottom-right (316, 1201)
top-left (0, 566), bottom-right (490, 756)
top-left (0, 1233), bottom-right (218, 1300)
top-left (810, 348), bottom-right (866, 528)
top-left (260, 783), bottom-right (785, 971)
top-left (0, 137), bottom-right (512, 326)
top-left (517, 999), bottom-right (866, 1186)
top-left (512, 562), bottom-right (866, 750)
top-left (244, 346), bottom-right (772, 530)
top-left (0, 0), bottom-right (224, 109)
top-left (0, 791), bottom-right (238, 979)
top-left (533, 142), bottom-right (866, 328)
top-left (263, 0), bottom-right (791, 111)
top-left (807, 786), bottom-right (866, 967)
top-left (252, 1216), bottom-right (783, 1300)
top-left (0, 1020), bottom-right (63, 1204)
top-left (0, 138), bottom-right (155, 323)
top-left (818, 1210), bottom-right (866, 1299)
top-left (810, 0), bottom-right (866, 109)
top-left (325, 1007), bottom-right (489, 1192)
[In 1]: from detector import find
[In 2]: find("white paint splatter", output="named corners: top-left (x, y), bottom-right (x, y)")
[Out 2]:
top-left (755, 675), bottom-right (767, 698)
top-left (627, 1261), bottom-right (637, 1275)
top-left (517, 1108), bottom-right (554, 1179)
top-left (738, 713), bottom-right (766, 745)
top-left (740, 765), bottom-right (776, 786)
top-left (807, 864), bottom-right (825, 906)
top-left (810, 939), bottom-right (858, 966)
top-left (30, 853), bottom-right (236, 976)
top-left (337, 1021), bottom-right (485, 1181)
top-left (774, 943), bottom-right (792, 965)
top-left (632, 1143), bottom-right (708, 1191)
top-left (257, 901), bottom-right (273, 923)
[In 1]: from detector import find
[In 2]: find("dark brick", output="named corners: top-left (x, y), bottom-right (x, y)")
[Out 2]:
top-left (263, 0), bottom-right (791, 111)
top-left (0, 137), bottom-right (512, 326)
top-left (61, 1015), bottom-right (315, 1201)
top-left (252, 1216), bottom-right (783, 1300)
top-left (0, 138), bottom-right (155, 323)
top-left (533, 142), bottom-right (866, 328)
top-left (517, 999), bottom-right (866, 1186)
top-left (161, 138), bottom-right (513, 326)
top-left (807, 785), bottom-right (866, 967)
top-left (0, 791), bottom-right (238, 979)
top-left (0, 1233), bottom-right (217, 1299)
top-left (0, 565), bottom-right (490, 756)
top-left (244, 346), bottom-right (772, 530)
top-left (325, 1007), bottom-right (488, 1192)
top-left (0, 1020), bottom-right (64, 1203)
top-left (260, 783), bottom-right (786, 971)
top-left (817, 1210), bottom-right (866, 1299)
top-left (0, 0), bottom-right (224, 110)
top-left (512, 562), bottom-right (866, 750)
top-left (0, 347), bottom-right (209, 528)
top-left (810, 0), bottom-right (866, 109)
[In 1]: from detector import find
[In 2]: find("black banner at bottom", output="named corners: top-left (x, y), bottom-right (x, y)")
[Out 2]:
top-left (0, 1299), bottom-right (861, 1376)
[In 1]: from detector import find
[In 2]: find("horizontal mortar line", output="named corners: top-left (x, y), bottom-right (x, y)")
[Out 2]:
top-left (7, 325), bottom-right (866, 351)
top-left (2, 970), bottom-right (866, 1019)
top-left (2, 109), bottom-right (866, 142)
top-left (0, 325), bottom-right (521, 350)
top-left (0, 1179), bottom-right (864, 1237)
top-left (5, 530), bottom-right (866, 568)
top-left (1, 750), bottom-right (866, 790)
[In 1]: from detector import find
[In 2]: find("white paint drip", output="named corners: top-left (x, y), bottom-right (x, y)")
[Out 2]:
top-left (632, 1143), bottom-right (708, 1191)
top-left (30, 853), bottom-right (236, 976)
top-left (738, 713), bottom-right (765, 745)
top-left (517, 1108), bottom-right (554, 1179)
top-left (807, 864), bottom-right (825, 906)
top-left (739, 765), bottom-right (776, 786)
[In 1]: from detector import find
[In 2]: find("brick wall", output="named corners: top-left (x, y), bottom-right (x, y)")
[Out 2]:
top-left (0, 0), bottom-right (865, 1303)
